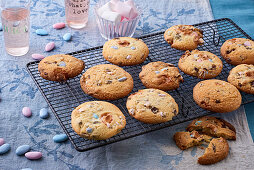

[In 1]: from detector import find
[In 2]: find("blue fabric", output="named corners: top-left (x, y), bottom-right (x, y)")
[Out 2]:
top-left (210, 0), bottom-right (254, 141)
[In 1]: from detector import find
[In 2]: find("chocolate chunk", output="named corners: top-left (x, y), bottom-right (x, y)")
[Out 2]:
top-left (225, 58), bottom-right (232, 63)
top-left (117, 40), bottom-right (130, 47)
top-left (212, 143), bottom-right (216, 152)
top-left (251, 81), bottom-right (254, 87)
top-left (215, 99), bottom-right (221, 103)
top-left (212, 64), bottom-right (216, 69)
top-left (238, 83), bottom-right (242, 87)
top-left (201, 101), bottom-right (206, 105)
top-left (175, 34), bottom-right (181, 40)
top-left (173, 109), bottom-right (177, 115)
top-left (194, 67), bottom-right (199, 72)
top-left (151, 107), bottom-right (159, 114)
top-left (106, 80), bottom-right (112, 84)
top-left (226, 48), bottom-right (235, 54)
top-left (246, 47), bottom-right (252, 50)
top-left (44, 72), bottom-right (48, 75)
top-left (87, 75), bottom-right (90, 79)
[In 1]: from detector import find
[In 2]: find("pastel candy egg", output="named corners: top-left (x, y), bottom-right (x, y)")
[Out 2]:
top-left (53, 22), bottom-right (65, 29)
top-left (244, 41), bottom-right (251, 46)
top-left (45, 42), bottom-right (55, 52)
top-left (0, 138), bottom-right (4, 146)
top-left (21, 168), bottom-right (33, 170)
top-left (39, 108), bottom-right (49, 119)
top-left (31, 53), bottom-right (44, 60)
top-left (22, 107), bottom-right (32, 117)
top-left (0, 143), bottom-right (11, 155)
top-left (16, 145), bottom-right (31, 156)
top-left (25, 152), bottom-right (42, 160)
top-left (35, 29), bottom-right (48, 36)
top-left (63, 33), bottom-right (72, 41)
top-left (53, 134), bottom-right (68, 143)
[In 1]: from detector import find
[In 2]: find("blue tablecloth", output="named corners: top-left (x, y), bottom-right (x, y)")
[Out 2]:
top-left (210, 0), bottom-right (254, 140)
top-left (0, 0), bottom-right (254, 169)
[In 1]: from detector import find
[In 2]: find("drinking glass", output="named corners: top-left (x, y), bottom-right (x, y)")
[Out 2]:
top-left (64, 0), bottom-right (90, 29)
top-left (0, 0), bottom-right (30, 56)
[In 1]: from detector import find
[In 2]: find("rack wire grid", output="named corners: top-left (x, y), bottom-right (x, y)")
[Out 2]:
top-left (27, 18), bottom-right (254, 152)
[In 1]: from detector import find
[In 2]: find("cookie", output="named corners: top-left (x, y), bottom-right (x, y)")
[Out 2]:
top-left (164, 25), bottom-right (204, 50)
top-left (139, 61), bottom-right (184, 91)
top-left (174, 131), bottom-right (212, 150)
top-left (193, 79), bottom-right (242, 113)
top-left (102, 37), bottom-right (149, 66)
top-left (228, 64), bottom-right (254, 94)
top-left (220, 38), bottom-right (254, 65)
top-left (80, 64), bottom-right (133, 100)
top-left (178, 50), bottom-right (223, 79)
top-left (187, 116), bottom-right (236, 140)
top-left (126, 89), bottom-right (178, 124)
top-left (198, 137), bottom-right (229, 165)
top-left (38, 54), bottom-right (85, 81)
top-left (71, 101), bottom-right (126, 140)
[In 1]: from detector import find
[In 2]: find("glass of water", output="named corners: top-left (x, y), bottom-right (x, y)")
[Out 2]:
top-left (0, 0), bottom-right (30, 56)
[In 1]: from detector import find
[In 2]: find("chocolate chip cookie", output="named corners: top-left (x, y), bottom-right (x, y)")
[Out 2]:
top-left (126, 89), bottom-right (178, 124)
top-left (193, 79), bottom-right (242, 113)
top-left (139, 61), bottom-right (184, 91)
top-left (220, 38), bottom-right (254, 65)
top-left (102, 37), bottom-right (149, 66)
top-left (164, 25), bottom-right (204, 50)
top-left (80, 64), bottom-right (133, 100)
top-left (178, 50), bottom-right (223, 79)
top-left (38, 54), bottom-right (85, 81)
top-left (228, 64), bottom-right (254, 94)
top-left (71, 101), bottom-right (126, 140)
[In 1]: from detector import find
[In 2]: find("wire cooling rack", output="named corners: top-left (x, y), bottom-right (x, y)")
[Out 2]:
top-left (27, 18), bottom-right (254, 152)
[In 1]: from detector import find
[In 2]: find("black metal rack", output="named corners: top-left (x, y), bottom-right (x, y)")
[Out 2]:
top-left (26, 18), bottom-right (254, 152)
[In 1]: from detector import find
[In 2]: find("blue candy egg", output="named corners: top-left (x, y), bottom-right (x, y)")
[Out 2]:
top-left (63, 33), bottom-right (72, 41)
top-left (21, 168), bottom-right (33, 170)
top-left (36, 29), bottom-right (48, 36)
top-left (53, 134), bottom-right (68, 143)
top-left (16, 145), bottom-right (30, 156)
top-left (0, 143), bottom-right (11, 155)
top-left (40, 108), bottom-right (49, 119)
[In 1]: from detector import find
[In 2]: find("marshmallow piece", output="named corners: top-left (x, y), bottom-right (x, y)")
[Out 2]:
top-left (114, 1), bottom-right (132, 18)
top-left (101, 11), bottom-right (121, 22)
top-left (129, 8), bottom-right (138, 19)
top-left (97, 2), bottom-right (113, 16)
top-left (111, 0), bottom-right (119, 4)
top-left (124, 0), bottom-right (135, 7)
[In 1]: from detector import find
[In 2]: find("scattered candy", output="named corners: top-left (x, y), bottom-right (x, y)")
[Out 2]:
top-left (0, 138), bottom-right (4, 146)
top-left (197, 59), bottom-right (202, 62)
top-left (22, 107), bottom-right (32, 117)
top-left (45, 42), bottom-right (55, 52)
top-left (118, 77), bottom-right (127, 82)
top-left (21, 168), bottom-right (33, 170)
top-left (39, 108), bottom-right (49, 119)
top-left (53, 134), bottom-right (68, 143)
top-left (110, 46), bottom-right (118, 49)
top-left (86, 127), bottom-right (93, 133)
top-left (130, 46), bottom-right (136, 50)
top-left (53, 22), bottom-right (65, 29)
top-left (155, 71), bottom-right (160, 74)
top-left (58, 61), bottom-right (66, 67)
top-left (25, 152), bottom-right (42, 160)
top-left (208, 59), bottom-right (213, 62)
top-left (31, 53), bottom-right (45, 60)
top-left (63, 33), bottom-right (72, 41)
top-left (161, 67), bottom-right (168, 71)
top-left (244, 41), bottom-right (251, 46)
top-left (16, 145), bottom-right (31, 156)
top-left (35, 29), bottom-right (48, 36)
top-left (126, 55), bottom-right (131, 59)
top-left (0, 143), bottom-right (11, 155)
top-left (93, 113), bottom-right (99, 119)
top-left (194, 54), bottom-right (198, 58)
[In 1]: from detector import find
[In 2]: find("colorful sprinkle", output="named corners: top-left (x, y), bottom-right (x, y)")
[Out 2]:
top-left (197, 59), bottom-right (202, 62)
top-left (111, 46), bottom-right (118, 49)
top-left (45, 42), bottom-right (55, 52)
top-left (35, 29), bottom-right (48, 36)
top-left (22, 107), bottom-right (32, 117)
top-left (190, 134), bottom-right (194, 138)
top-left (244, 41), bottom-right (251, 46)
top-left (194, 54), bottom-right (199, 58)
top-left (158, 93), bottom-right (166, 97)
top-left (53, 22), bottom-right (65, 29)
top-left (93, 113), bottom-right (99, 119)
top-left (126, 55), bottom-right (131, 59)
top-left (0, 144), bottom-right (11, 155)
top-left (39, 108), bottom-right (49, 119)
top-left (130, 46), bottom-right (136, 50)
top-left (58, 61), bottom-right (66, 67)
top-left (161, 67), bottom-right (168, 71)
top-left (63, 33), bottom-right (72, 41)
top-left (155, 71), bottom-right (160, 74)
top-left (25, 152), bottom-right (42, 160)
top-left (0, 138), bottom-right (5, 146)
top-left (160, 112), bottom-right (165, 117)
top-left (118, 77), bottom-right (127, 82)
top-left (16, 145), bottom-right (31, 156)
top-left (208, 59), bottom-right (213, 62)
top-left (195, 120), bottom-right (202, 125)
top-left (53, 134), bottom-right (68, 143)
top-left (86, 127), bottom-right (93, 133)
top-left (129, 108), bottom-right (135, 115)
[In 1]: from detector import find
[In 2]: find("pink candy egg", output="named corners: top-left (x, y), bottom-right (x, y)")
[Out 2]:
top-left (45, 42), bottom-right (55, 52)
top-left (22, 107), bottom-right (32, 117)
top-left (53, 22), bottom-right (65, 29)
top-left (0, 138), bottom-right (4, 146)
top-left (244, 41), bottom-right (251, 46)
top-left (25, 152), bottom-right (42, 160)
top-left (31, 53), bottom-right (44, 60)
